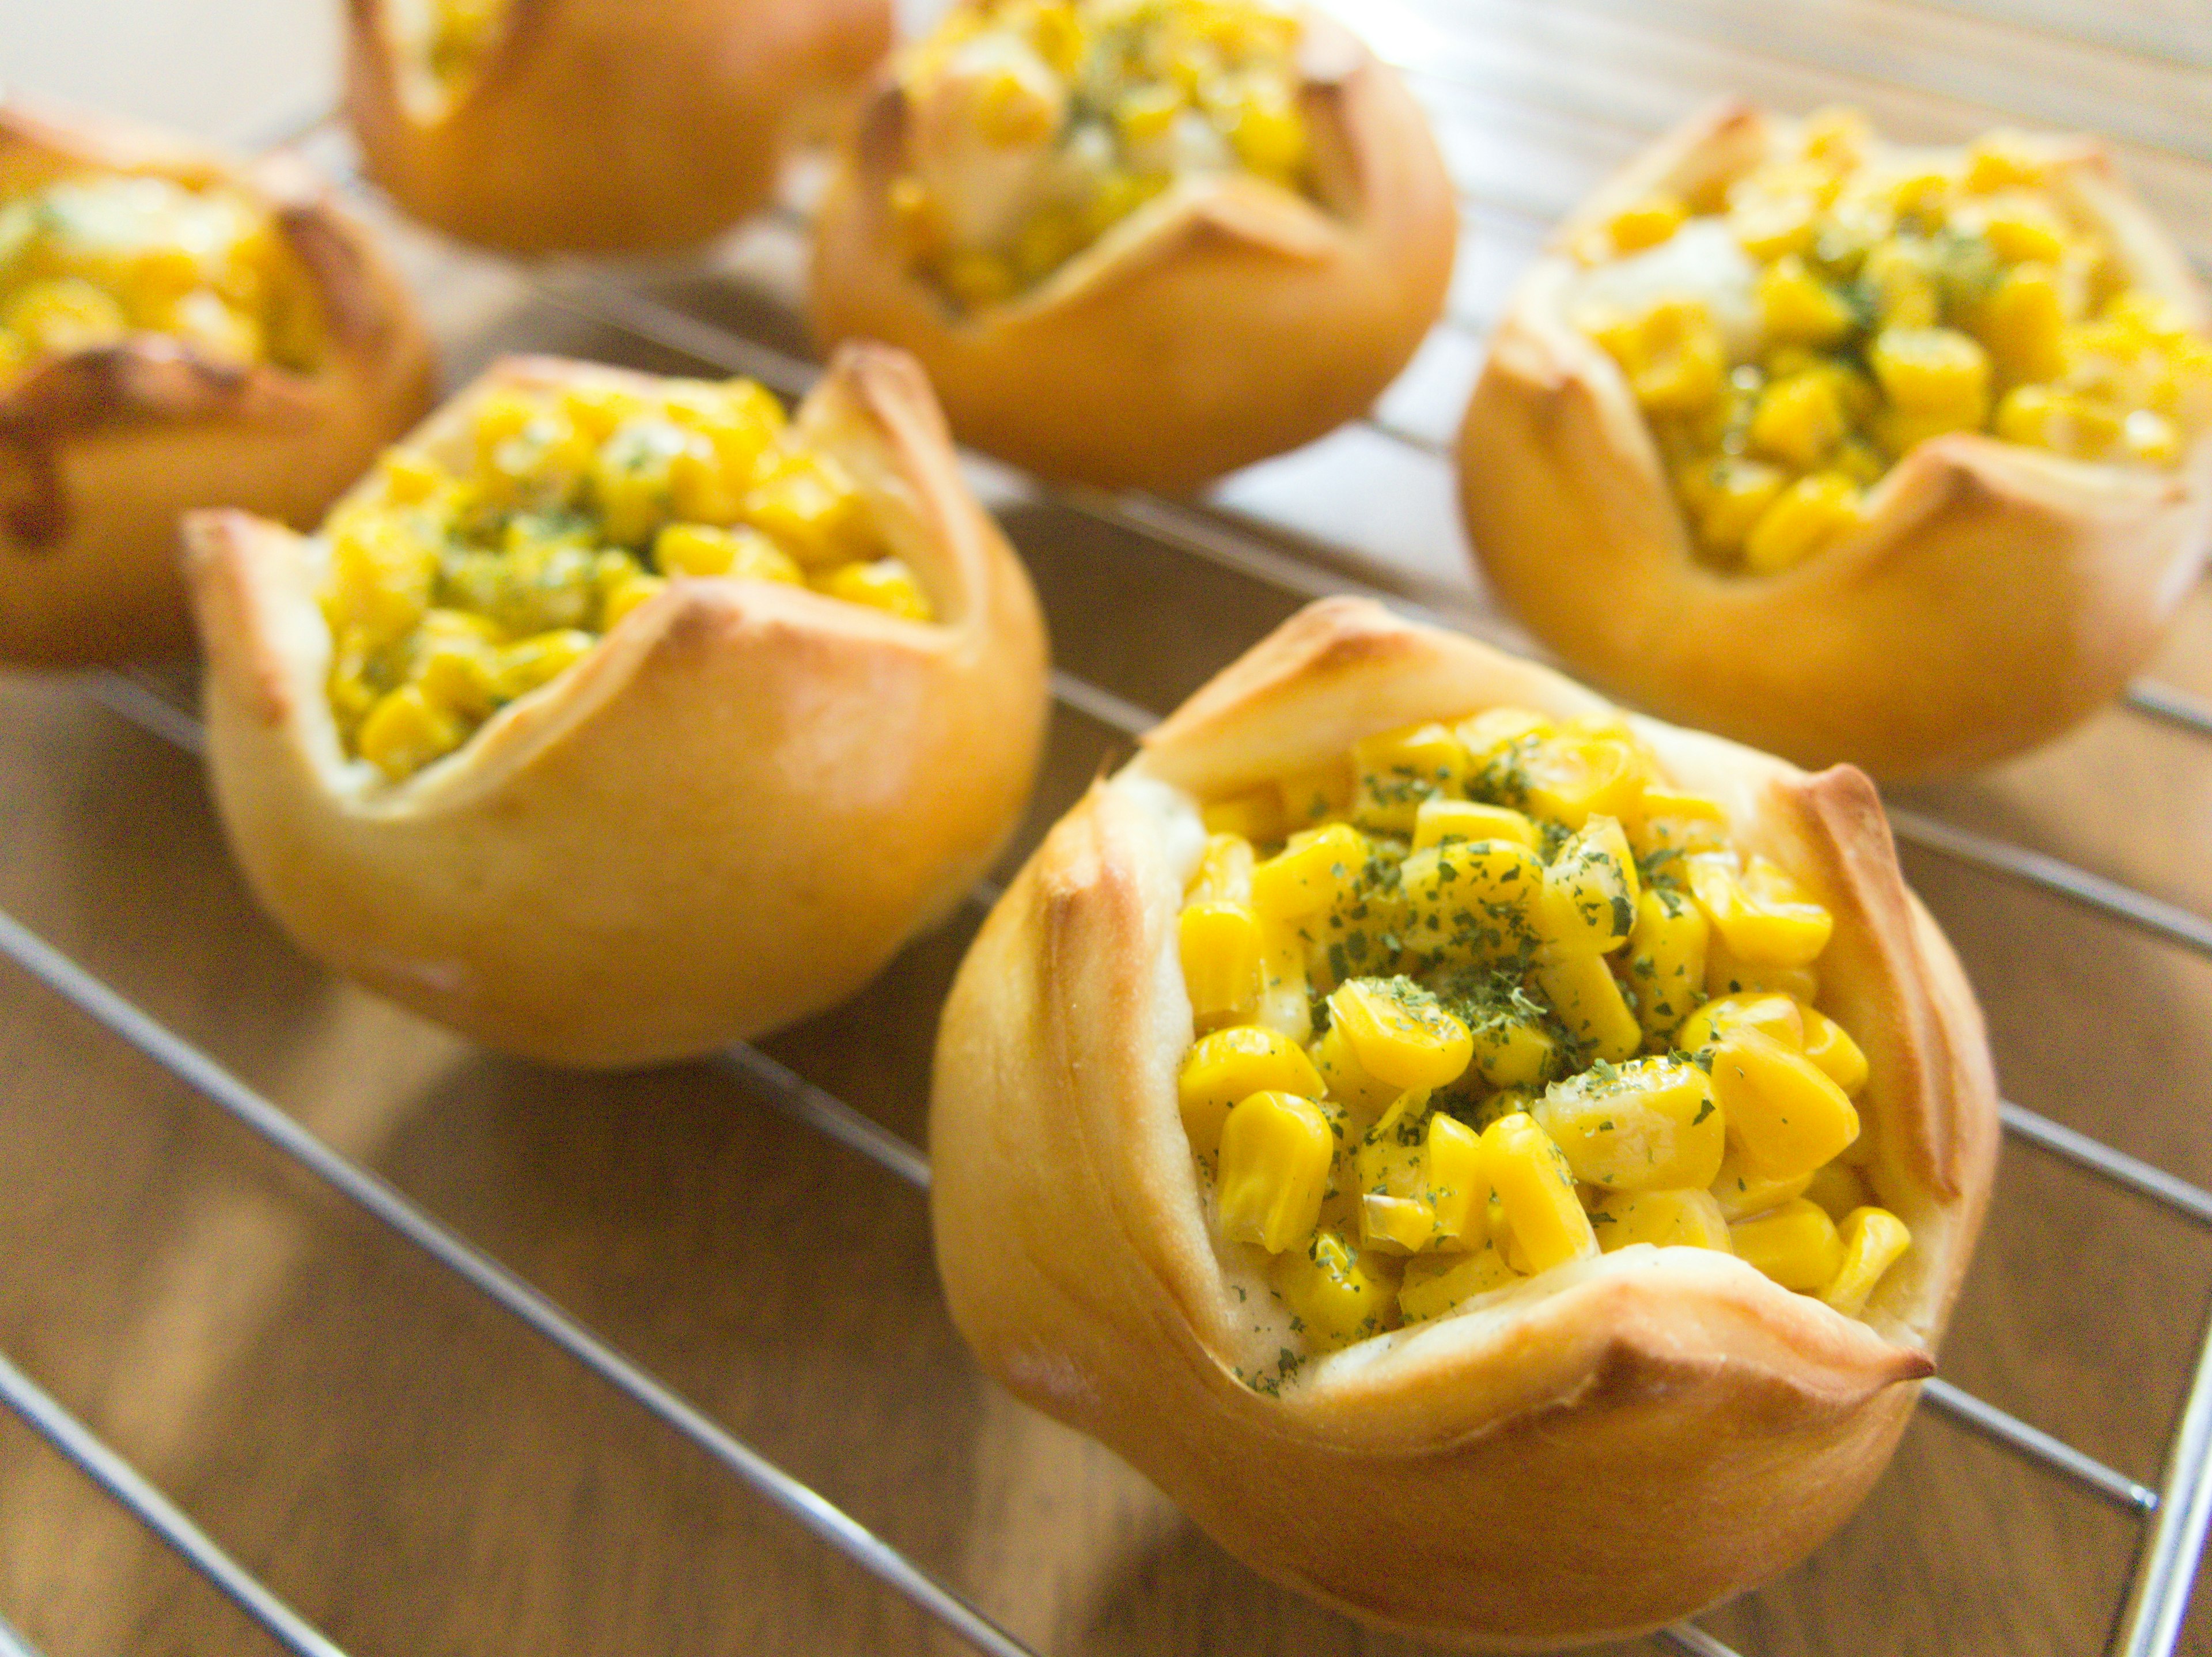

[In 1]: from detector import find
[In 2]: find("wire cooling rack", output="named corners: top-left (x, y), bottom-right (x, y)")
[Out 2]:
top-left (4, 2), bottom-right (2212, 1653)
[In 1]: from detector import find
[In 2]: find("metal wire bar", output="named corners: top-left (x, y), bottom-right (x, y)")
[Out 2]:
top-left (2127, 682), bottom-right (2212, 742)
top-left (0, 1612), bottom-right (43, 1657)
top-left (81, 670), bottom-right (207, 758)
top-left (1886, 808), bottom-right (2212, 962)
top-left (2001, 1103), bottom-right (2212, 1228)
top-left (2119, 1300), bottom-right (2212, 1657)
top-left (0, 909), bottom-right (1039, 1657)
top-left (0, 1348), bottom-right (347, 1657)
top-left (718, 1043), bottom-right (931, 1191)
top-left (1657, 1624), bottom-right (1749, 1657)
top-left (1921, 1378), bottom-right (2158, 1512)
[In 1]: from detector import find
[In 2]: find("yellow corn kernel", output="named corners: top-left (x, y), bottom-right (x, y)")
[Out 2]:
top-left (1251, 822), bottom-right (1366, 922)
top-left (743, 451), bottom-right (869, 568)
top-left (1886, 162), bottom-right (1957, 217)
top-left (1309, 1019), bottom-right (1399, 1115)
top-left (1217, 1090), bottom-right (1334, 1253)
top-left (1397, 839), bottom-right (1547, 970)
top-left (1328, 978), bottom-right (1473, 1092)
top-left (1626, 886), bottom-right (1709, 1040)
top-left (1706, 932), bottom-right (1819, 1003)
top-left (1870, 326), bottom-right (1990, 424)
top-left (1256, 911), bottom-right (1312, 1045)
top-left (1975, 195), bottom-right (2069, 266)
top-left (1589, 1187), bottom-right (1733, 1253)
top-left (1623, 786), bottom-right (1732, 862)
top-left (1993, 384), bottom-right (2121, 459)
top-left (2122, 408), bottom-right (2181, 466)
top-left (1479, 1111), bottom-right (1597, 1275)
top-left (1180, 901), bottom-right (1263, 1030)
top-left (1820, 1206), bottom-right (1912, 1316)
top-left (357, 684), bottom-right (464, 781)
top-left (1412, 799), bottom-right (1536, 853)
top-left (1221, 83), bottom-right (1308, 180)
top-left (1800, 106), bottom-right (1870, 169)
top-left (1357, 1121), bottom-right (1435, 1254)
top-left (377, 447), bottom-right (448, 506)
top-left (1972, 262), bottom-right (2068, 385)
top-left (1534, 951), bottom-right (1642, 1065)
top-left (1608, 193), bottom-right (1688, 254)
top-left (1859, 239), bottom-right (1940, 330)
top-left (2, 278), bottom-right (130, 355)
top-left (1177, 1025), bottom-right (1324, 1162)
top-left (1804, 1158), bottom-right (1872, 1221)
top-left (1748, 372), bottom-right (1848, 470)
top-left (1272, 1229), bottom-right (1391, 1350)
top-left (1186, 832), bottom-right (1256, 906)
top-left (1590, 298), bottom-right (1727, 415)
top-left (1710, 1141), bottom-right (1814, 1221)
top-left (590, 418), bottom-right (692, 546)
top-left (601, 573), bottom-right (666, 629)
top-left (491, 629), bottom-right (594, 702)
top-left (972, 58), bottom-right (1065, 147)
top-left (559, 382), bottom-right (652, 443)
top-left (1688, 854), bottom-right (1834, 967)
top-left (1274, 756), bottom-right (1354, 829)
top-left (1744, 471), bottom-right (1867, 576)
top-left (1398, 1243), bottom-right (1518, 1322)
top-left (1965, 131), bottom-right (2048, 193)
top-left (1799, 1005), bottom-right (1869, 1094)
top-left (1080, 168), bottom-right (1169, 241)
top-left (1540, 814), bottom-right (1641, 957)
top-left (1731, 1197), bottom-right (1843, 1292)
top-left (1464, 998), bottom-right (1560, 1091)
top-left (1710, 1028), bottom-right (1861, 1181)
top-left (1519, 734), bottom-right (1647, 831)
top-left (1759, 255), bottom-right (1857, 347)
top-left (814, 557), bottom-right (934, 621)
top-left (412, 636), bottom-right (498, 724)
top-left (1729, 188), bottom-right (1819, 263)
top-left (323, 512), bottom-right (438, 646)
top-left (1113, 80), bottom-right (1184, 145)
top-left (1681, 456), bottom-right (1790, 560)
top-left (1351, 721), bottom-right (1466, 833)
top-left (654, 522), bottom-right (804, 583)
top-left (1679, 991), bottom-right (1805, 1055)
top-left (1456, 706), bottom-right (1554, 767)
top-left (1533, 1053), bottom-right (1724, 1192)
top-left (1203, 789), bottom-right (1284, 845)
top-left (1425, 1111), bottom-right (1488, 1246)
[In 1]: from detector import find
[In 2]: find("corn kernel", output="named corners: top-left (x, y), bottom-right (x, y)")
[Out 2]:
top-left (1965, 131), bottom-right (2048, 193)
top-left (1519, 734), bottom-right (1646, 830)
top-left (1177, 1025), bottom-right (1324, 1162)
top-left (1358, 1119), bottom-right (1436, 1254)
top-left (324, 513), bottom-right (438, 647)
top-left (2122, 409), bottom-right (2181, 466)
top-left (1608, 193), bottom-right (1688, 255)
top-left (1799, 1005), bottom-right (1869, 1094)
top-left (1397, 839), bottom-right (1547, 971)
top-left (1203, 789), bottom-right (1284, 845)
top-left (813, 557), bottom-right (934, 621)
top-left (1186, 832), bottom-right (1256, 905)
top-left (1801, 107), bottom-right (1870, 170)
top-left (1425, 1111), bottom-right (1489, 1246)
top-left (357, 684), bottom-right (464, 781)
top-left (1731, 1197), bottom-right (1843, 1292)
top-left (1729, 190), bottom-right (1819, 262)
top-left (1251, 822), bottom-right (1366, 922)
top-left (1820, 1206), bottom-right (1912, 1316)
top-left (1181, 901), bottom-right (1263, 1031)
top-left (1623, 786), bottom-right (1732, 862)
top-left (1351, 721), bottom-right (1466, 833)
top-left (2, 278), bottom-right (130, 355)
top-left (1463, 996), bottom-right (1560, 1091)
top-left (1398, 1244), bottom-right (1517, 1322)
top-left (1710, 1142), bottom-right (1814, 1221)
top-left (1309, 1019), bottom-right (1399, 1115)
top-left (1589, 1187), bottom-right (1733, 1253)
top-left (1540, 814), bottom-right (1641, 957)
top-left (377, 447), bottom-right (448, 506)
top-left (1272, 1229), bottom-right (1391, 1349)
top-left (1274, 756), bottom-right (1354, 828)
top-left (1804, 1158), bottom-right (1872, 1221)
top-left (1759, 255), bottom-right (1858, 347)
top-left (1680, 457), bottom-right (1789, 559)
top-left (1688, 854), bottom-right (1834, 967)
top-left (491, 629), bottom-right (594, 702)
top-left (1861, 239), bottom-right (1940, 330)
top-left (971, 60), bottom-right (1065, 147)
top-left (601, 573), bottom-right (666, 629)
top-left (1221, 82), bottom-right (1307, 180)
top-left (1113, 81), bottom-right (1184, 145)
top-left (413, 638), bottom-right (498, 724)
top-left (560, 382), bottom-right (652, 443)
top-left (1705, 932), bottom-right (1820, 1003)
top-left (1870, 326), bottom-right (1991, 429)
top-left (1479, 1111), bottom-right (1597, 1274)
top-left (1744, 471), bottom-right (1866, 577)
top-left (1993, 384), bottom-right (2121, 459)
top-left (1972, 262), bottom-right (2068, 384)
top-left (1975, 195), bottom-right (2069, 266)
top-left (1589, 298), bottom-right (1726, 415)
top-left (1533, 1053), bottom-right (1724, 1191)
top-left (654, 522), bottom-right (803, 583)
top-left (1710, 1027), bottom-right (1861, 1181)
top-left (1535, 950), bottom-right (1642, 1065)
top-left (1456, 706), bottom-right (1554, 766)
top-left (1328, 978), bottom-right (1473, 1092)
top-left (1412, 799), bottom-right (1536, 853)
top-left (1626, 886), bottom-right (1710, 1039)
top-left (1217, 1090), bottom-right (1334, 1252)
top-left (1748, 372), bottom-right (1848, 470)
top-left (1679, 991), bottom-right (1805, 1055)
top-left (743, 451), bottom-right (872, 568)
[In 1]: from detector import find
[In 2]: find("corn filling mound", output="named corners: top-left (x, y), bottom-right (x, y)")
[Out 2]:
top-left (320, 375), bottom-right (934, 782)
top-left (1175, 710), bottom-right (1915, 1382)
top-left (1571, 109), bottom-right (2212, 577)
top-left (891, 0), bottom-right (1313, 311)
top-left (0, 171), bottom-right (323, 384)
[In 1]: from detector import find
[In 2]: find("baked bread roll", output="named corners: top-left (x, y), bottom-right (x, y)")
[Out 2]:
top-left (1459, 103), bottom-right (2211, 780)
top-left (810, 0), bottom-right (1456, 491)
top-left (932, 596), bottom-right (1996, 1648)
top-left (0, 99), bottom-right (434, 665)
top-left (186, 345), bottom-right (1048, 1068)
top-left (345, 0), bottom-right (892, 254)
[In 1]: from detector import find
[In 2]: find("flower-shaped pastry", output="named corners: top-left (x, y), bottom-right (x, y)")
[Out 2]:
top-left (0, 99), bottom-right (434, 665)
top-left (1459, 103), bottom-right (2212, 779)
top-left (933, 597), bottom-right (1995, 1647)
top-left (187, 345), bottom-right (1049, 1068)
top-left (811, 0), bottom-right (1457, 490)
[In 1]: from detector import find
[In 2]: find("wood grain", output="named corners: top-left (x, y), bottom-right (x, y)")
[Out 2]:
top-left (5, 2), bottom-right (2212, 1653)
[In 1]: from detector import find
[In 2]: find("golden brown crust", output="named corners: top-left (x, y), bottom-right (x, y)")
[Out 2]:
top-left (0, 99), bottom-right (436, 667)
top-left (930, 596), bottom-right (1995, 1647)
top-left (184, 343), bottom-right (1050, 1069)
top-left (344, 0), bottom-right (892, 254)
top-left (808, 14), bottom-right (1457, 491)
top-left (1456, 101), bottom-right (2212, 781)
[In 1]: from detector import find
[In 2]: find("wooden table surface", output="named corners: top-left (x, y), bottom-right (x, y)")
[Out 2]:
top-left (5, 3), bottom-right (2212, 1654)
